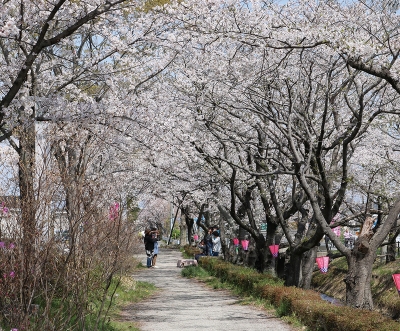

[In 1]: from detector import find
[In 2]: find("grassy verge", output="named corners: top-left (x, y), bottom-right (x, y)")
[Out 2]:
top-left (84, 260), bottom-right (158, 331)
top-left (108, 276), bottom-right (157, 331)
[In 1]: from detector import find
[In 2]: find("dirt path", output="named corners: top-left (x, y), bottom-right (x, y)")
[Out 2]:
top-left (129, 248), bottom-right (295, 331)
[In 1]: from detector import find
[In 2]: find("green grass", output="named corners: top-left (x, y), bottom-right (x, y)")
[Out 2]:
top-left (108, 278), bottom-right (157, 331)
top-left (181, 265), bottom-right (229, 290)
top-left (114, 278), bottom-right (157, 305)
top-left (81, 276), bottom-right (157, 331)
top-left (181, 265), bottom-right (209, 278)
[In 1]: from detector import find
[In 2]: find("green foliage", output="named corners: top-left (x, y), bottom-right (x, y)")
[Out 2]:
top-left (276, 300), bottom-right (291, 317)
top-left (181, 265), bottom-right (209, 278)
top-left (182, 244), bottom-right (201, 259)
top-left (171, 228), bottom-right (180, 239)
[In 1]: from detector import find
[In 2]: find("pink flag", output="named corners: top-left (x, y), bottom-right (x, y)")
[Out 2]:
top-left (392, 274), bottom-right (400, 295)
top-left (269, 244), bottom-right (279, 257)
top-left (193, 234), bottom-right (199, 241)
top-left (241, 240), bottom-right (249, 251)
top-left (233, 238), bottom-right (239, 246)
top-left (316, 256), bottom-right (330, 273)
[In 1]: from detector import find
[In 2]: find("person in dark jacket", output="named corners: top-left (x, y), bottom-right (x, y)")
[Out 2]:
top-left (195, 239), bottom-right (207, 262)
top-left (144, 228), bottom-right (159, 268)
top-left (204, 227), bottom-right (213, 256)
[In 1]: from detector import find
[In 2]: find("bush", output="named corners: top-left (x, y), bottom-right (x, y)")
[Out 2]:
top-left (182, 245), bottom-right (201, 259)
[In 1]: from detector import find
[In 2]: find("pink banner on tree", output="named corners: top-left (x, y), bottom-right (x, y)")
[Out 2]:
top-left (241, 240), bottom-right (249, 251)
top-left (392, 274), bottom-right (400, 295)
top-left (316, 256), bottom-right (329, 273)
top-left (269, 244), bottom-right (279, 257)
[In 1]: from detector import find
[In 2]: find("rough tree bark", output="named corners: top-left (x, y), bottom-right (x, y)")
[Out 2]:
top-left (17, 119), bottom-right (36, 317)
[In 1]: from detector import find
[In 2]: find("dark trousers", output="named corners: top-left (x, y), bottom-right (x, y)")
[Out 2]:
top-left (207, 243), bottom-right (213, 256)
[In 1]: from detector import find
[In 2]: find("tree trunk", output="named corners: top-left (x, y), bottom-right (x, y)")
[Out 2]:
top-left (187, 219), bottom-right (194, 246)
top-left (254, 234), bottom-right (267, 272)
top-left (284, 250), bottom-right (303, 286)
top-left (18, 120), bottom-right (36, 318)
top-left (387, 240), bottom-right (397, 263)
top-left (181, 206), bottom-right (194, 247)
top-left (300, 246), bottom-right (318, 289)
top-left (264, 221), bottom-right (278, 274)
top-left (386, 221), bottom-right (397, 263)
top-left (65, 182), bottom-right (80, 255)
top-left (285, 221), bottom-right (324, 287)
top-left (344, 215), bottom-right (376, 309)
top-left (180, 211), bottom-right (188, 246)
top-left (345, 250), bottom-right (376, 309)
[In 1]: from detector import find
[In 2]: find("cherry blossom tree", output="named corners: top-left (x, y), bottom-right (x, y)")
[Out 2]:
top-left (3, 0), bottom-right (400, 317)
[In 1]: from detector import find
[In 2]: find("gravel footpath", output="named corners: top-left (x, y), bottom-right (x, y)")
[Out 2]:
top-left (130, 248), bottom-right (295, 331)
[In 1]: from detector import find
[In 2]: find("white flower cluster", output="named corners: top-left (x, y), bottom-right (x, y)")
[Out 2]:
top-left (0, 19), bottom-right (19, 37)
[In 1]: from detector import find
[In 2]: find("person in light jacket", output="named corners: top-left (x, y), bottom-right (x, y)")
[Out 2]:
top-left (211, 230), bottom-right (221, 257)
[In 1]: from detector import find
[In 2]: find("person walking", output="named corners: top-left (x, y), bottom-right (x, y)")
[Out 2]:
top-left (344, 227), bottom-right (353, 248)
top-left (144, 228), bottom-right (159, 268)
